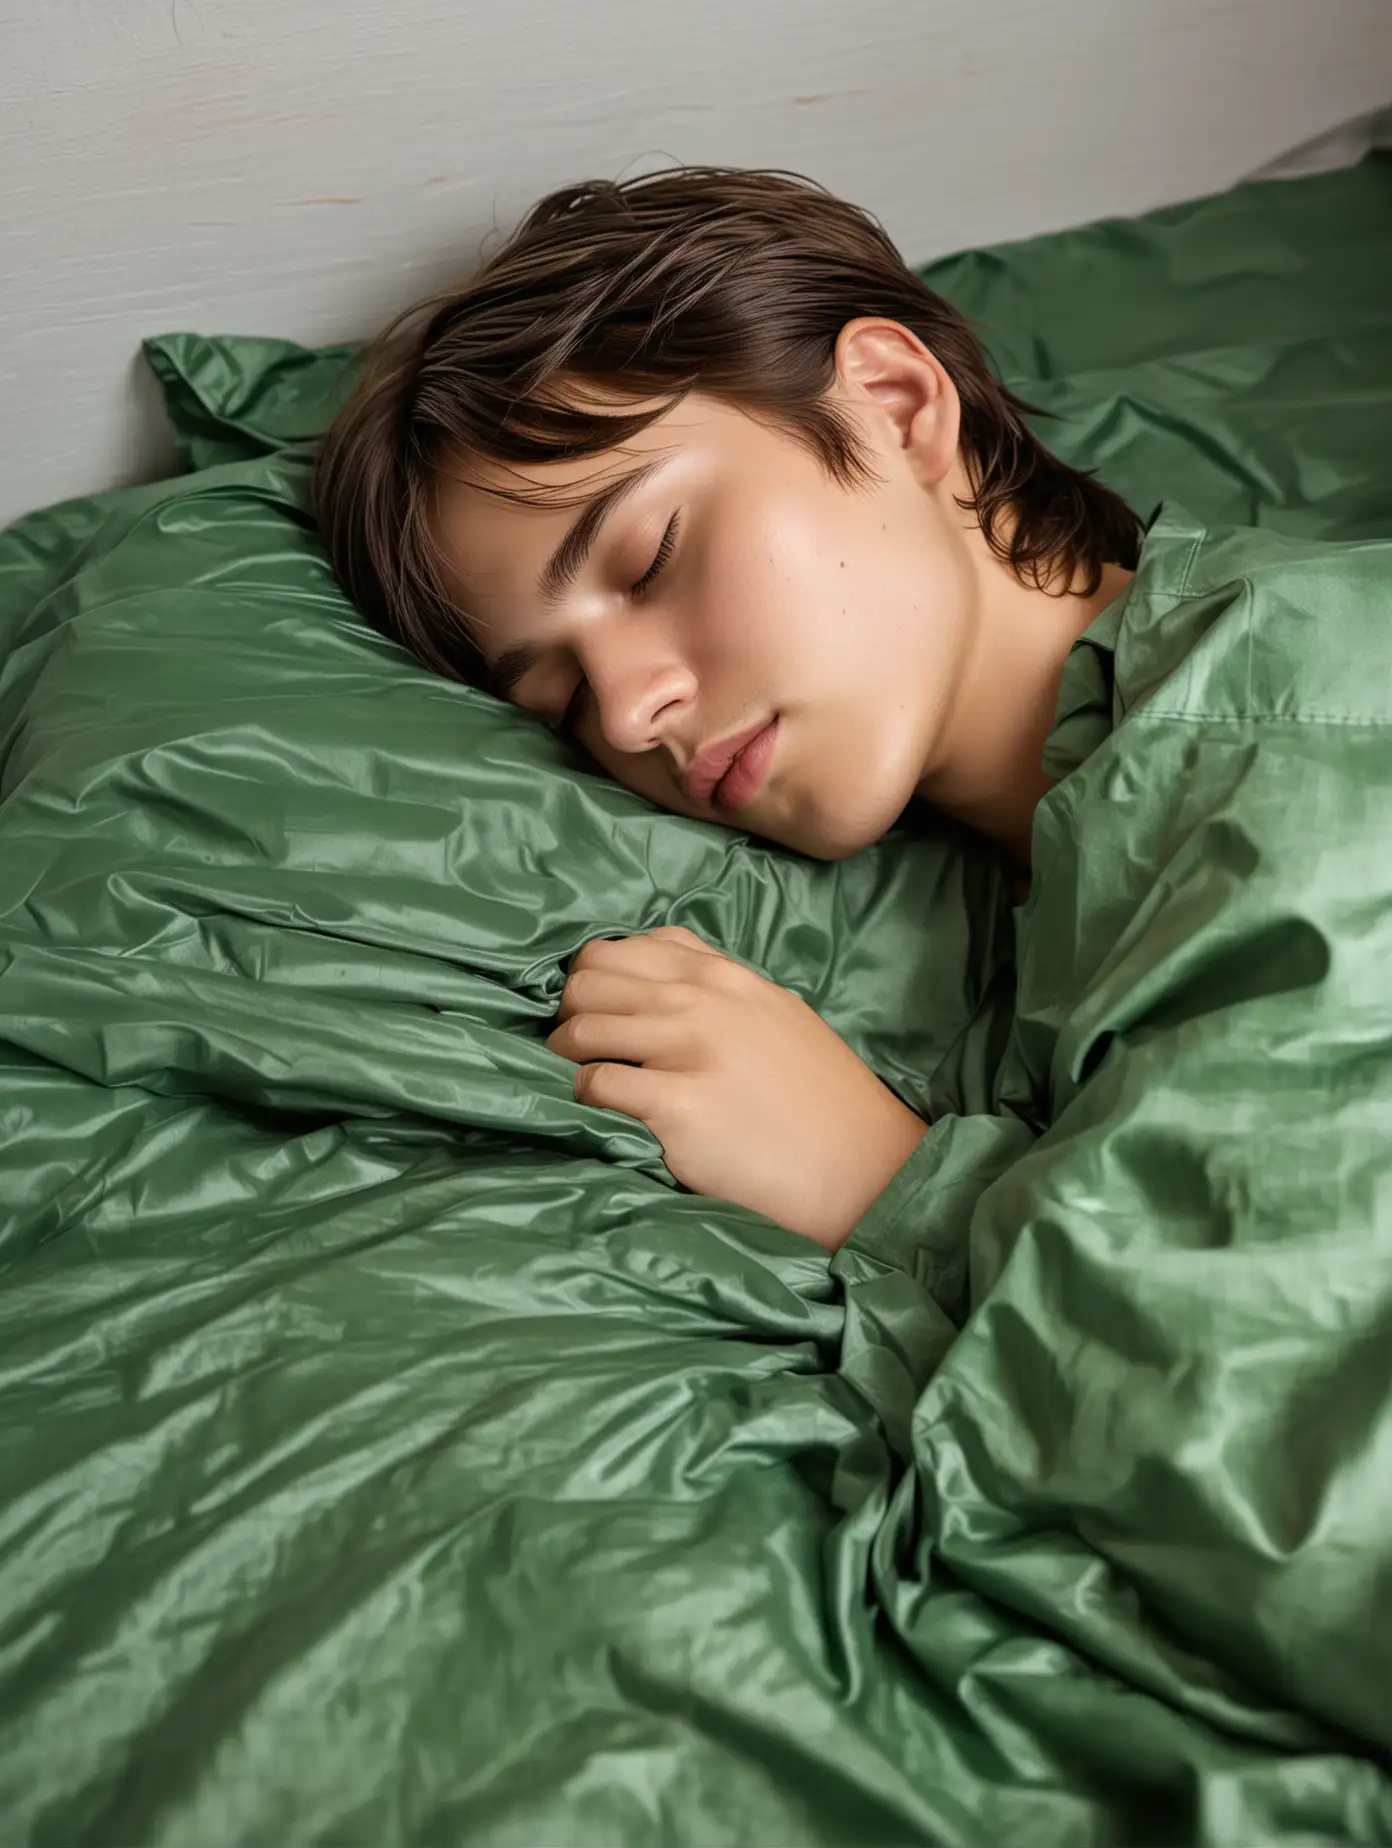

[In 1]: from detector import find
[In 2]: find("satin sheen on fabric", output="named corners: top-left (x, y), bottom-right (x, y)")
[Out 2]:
top-left (1, 156), bottom-right (1390, 1845)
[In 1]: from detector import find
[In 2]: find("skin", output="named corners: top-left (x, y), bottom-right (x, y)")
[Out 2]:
top-left (431, 319), bottom-right (1134, 1249)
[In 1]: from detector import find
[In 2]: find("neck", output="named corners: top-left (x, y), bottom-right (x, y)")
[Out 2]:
top-left (916, 552), bottom-right (1134, 866)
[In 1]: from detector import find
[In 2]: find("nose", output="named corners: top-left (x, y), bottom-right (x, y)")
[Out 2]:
top-left (585, 634), bottom-right (697, 758)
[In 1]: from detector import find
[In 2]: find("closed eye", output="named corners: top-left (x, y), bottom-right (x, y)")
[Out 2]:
top-left (632, 511), bottom-right (680, 600)
top-left (549, 511), bottom-right (681, 734)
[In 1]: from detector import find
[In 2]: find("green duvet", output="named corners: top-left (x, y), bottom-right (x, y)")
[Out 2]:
top-left (2, 158), bottom-right (1390, 1846)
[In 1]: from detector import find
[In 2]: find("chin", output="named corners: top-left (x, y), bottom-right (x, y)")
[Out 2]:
top-left (810, 825), bottom-right (887, 862)
top-left (823, 780), bottom-right (919, 858)
top-left (786, 725), bottom-right (924, 859)
top-left (807, 836), bottom-right (873, 863)
top-left (764, 793), bottom-right (899, 862)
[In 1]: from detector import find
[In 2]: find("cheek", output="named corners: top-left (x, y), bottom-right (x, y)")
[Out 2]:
top-left (575, 726), bottom-right (707, 823)
top-left (694, 489), bottom-right (852, 679)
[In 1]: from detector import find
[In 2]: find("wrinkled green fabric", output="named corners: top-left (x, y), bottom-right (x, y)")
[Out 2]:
top-left (849, 498), bottom-right (1392, 1755)
top-left (143, 333), bottom-right (362, 474)
top-left (1, 156), bottom-right (1390, 1847)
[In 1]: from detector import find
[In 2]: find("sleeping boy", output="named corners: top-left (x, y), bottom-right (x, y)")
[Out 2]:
top-left (313, 164), bottom-right (1391, 1282)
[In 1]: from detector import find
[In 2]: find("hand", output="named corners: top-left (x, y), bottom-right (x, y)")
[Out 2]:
top-left (548, 926), bottom-right (927, 1249)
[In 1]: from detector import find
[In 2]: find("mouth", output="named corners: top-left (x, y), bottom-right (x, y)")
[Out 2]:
top-left (684, 716), bottom-right (781, 812)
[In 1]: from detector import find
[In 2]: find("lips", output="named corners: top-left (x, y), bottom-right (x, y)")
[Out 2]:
top-left (683, 717), bottom-right (780, 811)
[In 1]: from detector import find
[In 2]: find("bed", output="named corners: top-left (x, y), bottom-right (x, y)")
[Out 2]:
top-left (1, 153), bottom-right (1390, 1845)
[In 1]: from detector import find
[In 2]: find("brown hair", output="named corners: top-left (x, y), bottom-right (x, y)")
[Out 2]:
top-left (314, 164), bottom-right (1142, 688)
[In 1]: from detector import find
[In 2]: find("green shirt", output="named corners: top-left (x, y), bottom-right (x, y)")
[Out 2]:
top-left (837, 501), bottom-right (1392, 1751)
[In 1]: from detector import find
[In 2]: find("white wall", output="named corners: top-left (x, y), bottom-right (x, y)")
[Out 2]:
top-left (3, 0), bottom-right (1391, 528)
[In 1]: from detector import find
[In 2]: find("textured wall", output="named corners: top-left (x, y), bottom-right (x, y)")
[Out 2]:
top-left (3, 0), bottom-right (1391, 524)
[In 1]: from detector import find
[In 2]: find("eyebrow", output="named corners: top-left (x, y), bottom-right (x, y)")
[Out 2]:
top-left (489, 458), bottom-right (666, 700)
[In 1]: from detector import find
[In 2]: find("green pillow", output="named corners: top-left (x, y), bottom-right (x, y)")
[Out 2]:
top-left (143, 332), bottom-right (360, 472)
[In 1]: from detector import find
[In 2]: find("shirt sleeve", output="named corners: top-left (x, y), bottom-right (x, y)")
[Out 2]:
top-left (826, 1111), bottom-right (1037, 1459)
top-left (837, 1111), bottom-right (1038, 1322)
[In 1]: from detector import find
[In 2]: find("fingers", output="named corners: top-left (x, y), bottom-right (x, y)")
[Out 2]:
top-left (644, 924), bottom-right (724, 957)
top-left (569, 927), bottom-right (725, 983)
top-left (552, 930), bottom-right (739, 1110)
top-left (548, 1007), bottom-right (691, 1070)
top-left (555, 967), bottom-right (693, 1025)
top-left (571, 1058), bottom-right (680, 1124)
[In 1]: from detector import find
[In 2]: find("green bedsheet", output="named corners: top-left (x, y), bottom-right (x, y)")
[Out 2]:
top-left (1, 156), bottom-right (1390, 1845)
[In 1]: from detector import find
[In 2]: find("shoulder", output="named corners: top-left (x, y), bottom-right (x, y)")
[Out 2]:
top-left (1115, 506), bottom-right (1392, 730)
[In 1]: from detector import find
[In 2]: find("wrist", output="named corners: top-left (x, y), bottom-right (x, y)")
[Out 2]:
top-left (804, 1097), bottom-right (928, 1250)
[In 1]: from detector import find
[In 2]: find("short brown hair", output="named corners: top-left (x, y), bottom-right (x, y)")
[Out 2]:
top-left (314, 165), bottom-right (1142, 687)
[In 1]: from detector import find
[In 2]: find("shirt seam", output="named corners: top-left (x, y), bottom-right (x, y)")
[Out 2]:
top-left (1125, 707), bottom-right (1390, 730)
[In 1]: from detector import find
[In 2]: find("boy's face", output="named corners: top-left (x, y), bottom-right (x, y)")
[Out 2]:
top-left (431, 323), bottom-right (979, 860)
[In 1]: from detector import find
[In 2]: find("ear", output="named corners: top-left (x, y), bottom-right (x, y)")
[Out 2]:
top-left (832, 318), bottom-right (961, 489)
